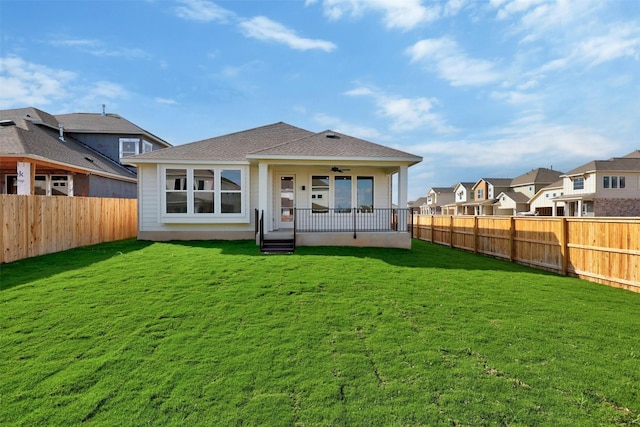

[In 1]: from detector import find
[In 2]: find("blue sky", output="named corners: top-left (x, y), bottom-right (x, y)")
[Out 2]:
top-left (1, 0), bottom-right (639, 200)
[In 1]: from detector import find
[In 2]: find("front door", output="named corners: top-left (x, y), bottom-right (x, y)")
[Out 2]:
top-left (278, 175), bottom-right (295, 229)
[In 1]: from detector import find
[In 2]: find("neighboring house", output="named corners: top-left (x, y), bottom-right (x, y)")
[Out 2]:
top-left (0, 107), bottom-right (171, 198)
top-left (493, 168), bottom-right (564, 215)
top-left (552, 150), bottom-right (640, 217)
top-left (529, 180), bottom-right (565, 216)
top-left (408, 197), bottom-right (429, 215)
top-left (465, 178), bottom-right (512, 215)
top-left (443, 182), bottom-right (475, 215)
top-left (510, 168), bottom-right (563, 199)
top-left (493, 191), bottom-right (531, 216)
top-left (124, 122), bottom-right (422, 249)
top-left (425, 187), bottom-right (455, 215)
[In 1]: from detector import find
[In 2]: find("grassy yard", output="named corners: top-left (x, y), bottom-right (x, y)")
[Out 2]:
top-left (1, 239), bottom-right (638, 426)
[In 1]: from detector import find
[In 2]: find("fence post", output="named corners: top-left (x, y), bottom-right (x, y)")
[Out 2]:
top-left (431, 215), bottom-right (435, 243)
top-left (509, 216), bottom-right (516, 262)
top-left (560, 217), bottom-right (568, 275)
top-left (473, 216), bottom-right (479, 254)
top-left (449, 215), bottom-right (454, 248)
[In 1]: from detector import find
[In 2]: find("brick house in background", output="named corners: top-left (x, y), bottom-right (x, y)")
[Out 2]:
top-left (552, 150), bottom-right (640, 217)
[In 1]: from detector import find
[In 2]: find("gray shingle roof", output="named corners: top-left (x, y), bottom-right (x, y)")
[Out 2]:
top-left (127, 123), bottom-right (422, 164)
top-left (55, 112), bottom-right (171, 147)
top-left (564, 156), bottom-right (640, 175)
top-left (0, 110), bottom-right (136, 180)
top-left (497, 191), bottom-right (530, 203)
top-left (511, 168), bottom-right (563, 186)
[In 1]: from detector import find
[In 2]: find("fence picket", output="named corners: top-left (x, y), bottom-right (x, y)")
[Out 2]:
top-left (413, 214), bottom-right (640, 293)
top-left (1, 195), bottom-right (137, 264)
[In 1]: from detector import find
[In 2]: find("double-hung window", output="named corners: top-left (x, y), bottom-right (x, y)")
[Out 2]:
top-left (163, 166), bottom-right (247, 222)
top-left (603, 175), bottom-right (626, 189)
top-left (573, 177), bottom-right (585, 190)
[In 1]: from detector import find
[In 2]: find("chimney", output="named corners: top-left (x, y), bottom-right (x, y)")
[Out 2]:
top-left (102, 104), bottom-right (106, 116)
top-left (59, 124), bottom-right (65, 142)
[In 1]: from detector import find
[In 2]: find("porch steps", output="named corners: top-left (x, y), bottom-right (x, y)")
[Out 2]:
top-left (261, 238), bottom-right (295, 254)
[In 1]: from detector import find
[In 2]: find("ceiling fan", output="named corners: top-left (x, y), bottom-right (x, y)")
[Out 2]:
top-left (330, 166), bottom-right (351, 173)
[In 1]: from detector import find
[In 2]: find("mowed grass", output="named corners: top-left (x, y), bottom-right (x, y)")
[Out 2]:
top-left (1, 239), bottom-right (639, 426)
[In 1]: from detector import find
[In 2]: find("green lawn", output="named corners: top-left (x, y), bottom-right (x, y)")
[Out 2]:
top-left (1, 239), bottom-right (638, 426)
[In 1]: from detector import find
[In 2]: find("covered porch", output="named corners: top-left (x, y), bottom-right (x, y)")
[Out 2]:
top-left (253, 159), bottom-right (414, 250)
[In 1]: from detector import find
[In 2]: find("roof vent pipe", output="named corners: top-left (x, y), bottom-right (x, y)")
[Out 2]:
top-left (59, 124), bottom-right (65, 142)
top-left (102, 104), bottom-right (106, 116)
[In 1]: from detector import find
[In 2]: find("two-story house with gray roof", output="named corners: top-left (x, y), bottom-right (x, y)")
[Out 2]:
top-left (552, 150), bottom-right (640, 217)
top-left (125, 122), bottom-right (422, 250)
top-left (0, 107), bottom-right (171, 198)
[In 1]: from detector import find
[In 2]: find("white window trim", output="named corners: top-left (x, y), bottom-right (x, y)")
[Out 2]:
top-left (160, 165), bottom-right (250, 224)
top-left (120, 138), bottom-right (140, 159)
top-left (142, 140), bottom-right (153, 154)
top-left (311, 174), bottom-right (375, 212)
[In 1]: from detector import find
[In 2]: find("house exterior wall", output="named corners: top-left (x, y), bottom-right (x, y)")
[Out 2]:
top-left (562, 174), bottom-right (595, 194)
top-left (136, 163), bottom-right (255, 241)
top-left (594, 198), bottom-right (640, 216)
top-left (530, 188), bottom-right (565, 214)
top-left (594, 172), bottom-right (640, 198)
top-left (74, 175), bottom-right (137, 198)
top-left (136, 163), bottom-right (397, 240)
top-left (475, 181), bottom-right (489, 201)
top-left (71, 133), bottom-right (166, 165)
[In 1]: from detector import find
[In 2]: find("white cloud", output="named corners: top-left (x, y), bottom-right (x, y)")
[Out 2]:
top-left (174, 0), bottom-right (235, 23)
top-left (240, 16), bottom-right (336, 52)
top-left (345, 86), bottom-right (456, 133)
top-left (0, 56), bottom-right (74, 108)
top-left (407, 37), bottom-right (502, 86)
top-left (408, 117), bottom-right (618, 169)
top-left (49, 38), bottom-right (150, 59)
top-left (155, 97), bottom-right (179, 105)
top-left (307, 0), bottom-right (441, 30)
top-left (0, 56), bottom-right (132, 111)
top-left (239, 16), bottom-right (336, 52)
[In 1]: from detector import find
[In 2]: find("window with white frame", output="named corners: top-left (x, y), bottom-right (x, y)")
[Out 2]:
top-left (603, 175), bottom-right (626, 189)
top-left (573, 177), bottom-right (585, 190)
top-left (119, 138), bottom-right (140, 158)
top-left (163, 167), bottom-right (245, 218)
top-left (311, 175), bottom-right (374, 213)
top-left (142, 140), bottom-right (153, 154)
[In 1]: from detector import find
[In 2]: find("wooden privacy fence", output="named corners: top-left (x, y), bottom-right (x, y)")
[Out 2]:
top-left (412, 215), bottom-right (639, 293)
top-left (1, 195), bottom-right (137, 264)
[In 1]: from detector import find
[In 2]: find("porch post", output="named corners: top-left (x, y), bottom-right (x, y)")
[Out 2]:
top-left (17, 161), bottom-right (34, 195)
top-left (397, 165), bottom-right (408, 231)
top-left (258, 162), bottom-right (268, 227)
top-left (397, 165), bottom-right (408, 208)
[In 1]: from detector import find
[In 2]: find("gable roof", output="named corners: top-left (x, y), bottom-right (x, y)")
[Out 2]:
top-left (563, 154), bottom-right (640, 176)
top-left (472, 178), bottom-right (512, 190)
top-left (55, 112), bottom-right (171, 147)
top-left (126, 122), bottom-right (422, 165)
top-left (495, 191), bottom-right (530, 204)
top-left (511, 168), bottom-right (563, 186)
top-left (408, 197), bottom-right (428, 208)
top-left (428, 186), bottom-right (455, 194)
top-left (0, 109), bottom-right (137, 181)
top-left (452, 182), bottom-right (475, 191)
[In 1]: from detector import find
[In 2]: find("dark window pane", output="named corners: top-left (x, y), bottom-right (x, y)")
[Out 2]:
top-left (194, 192), bottom-right (214, 213)
top-left (166, 192), bottom-right (187, 213)
top-left (221, 193), bottom-right (242, 213)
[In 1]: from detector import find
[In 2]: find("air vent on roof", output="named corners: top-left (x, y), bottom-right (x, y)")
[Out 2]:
top-left (85, 156), bottom-right (94, 163)
top-left (0, 120), bottom-right (16, 126)
top-left (325, 133), bottom-right (340, 139)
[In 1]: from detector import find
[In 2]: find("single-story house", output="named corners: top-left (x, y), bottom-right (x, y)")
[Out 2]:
top-left (125, 122), bottom-right (422, 250)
